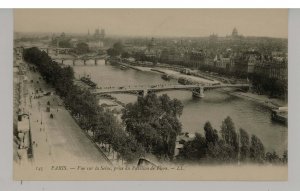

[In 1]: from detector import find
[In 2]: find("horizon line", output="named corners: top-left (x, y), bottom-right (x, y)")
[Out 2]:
top-left (13, 31), bottom-right (288, 39)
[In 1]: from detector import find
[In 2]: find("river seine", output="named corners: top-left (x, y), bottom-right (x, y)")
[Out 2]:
top-left (63, 59), bottom-right (287, 155)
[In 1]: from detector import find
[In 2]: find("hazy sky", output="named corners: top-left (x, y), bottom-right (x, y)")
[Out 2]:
top-left (14, 9), bottom-right (288, 38)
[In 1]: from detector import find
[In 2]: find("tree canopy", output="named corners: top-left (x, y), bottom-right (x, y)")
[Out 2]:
top-left (75, 42), bottom-right (90, 54)
top-left (178, 116), bottom-right (286, 164)
top-left (122, 93), bottom-right (183, 160)
top-left (107, 41), bottom-right (124, 57)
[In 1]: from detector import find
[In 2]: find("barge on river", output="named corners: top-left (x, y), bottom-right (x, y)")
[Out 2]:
top-left (161, 74), bottom-right (171, 81)
top-left (80, 77), bottom-right (97, 88)
top-left (178, 77), bottom-right (193, 85)
top-left (271, 107), bottom-right (288, 125)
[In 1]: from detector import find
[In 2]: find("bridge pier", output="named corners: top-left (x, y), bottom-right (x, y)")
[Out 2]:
top-left (192, 87), bottom-right (204, 98)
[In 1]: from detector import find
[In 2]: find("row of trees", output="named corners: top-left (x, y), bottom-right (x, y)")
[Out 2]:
top-left (178, 116), bottom-right (288, 164)
top-left (122, 93), bottom-right (184, 160)
top-left (198, 64), bottom-right (248, 78)
top-left (23, 47), bottom-right (144, 163)
top-left (251, 73), bottom-right (287, 98)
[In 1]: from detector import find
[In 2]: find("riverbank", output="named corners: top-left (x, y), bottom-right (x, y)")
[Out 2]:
top-left (119, 62), bottom-right (153, 72)
top-left (219, 89), bottom-right (287, 109)
top-left (237, 92), bottom-right (286, 108)
top-left (99, 94), bottom-right (126, 108)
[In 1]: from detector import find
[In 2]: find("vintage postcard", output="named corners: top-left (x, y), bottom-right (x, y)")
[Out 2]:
top-left (13, 9), bottom-right (288, 180)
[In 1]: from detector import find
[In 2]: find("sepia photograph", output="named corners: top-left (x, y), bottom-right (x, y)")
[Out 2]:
top-left (13, 9), bottom-right (288, 180)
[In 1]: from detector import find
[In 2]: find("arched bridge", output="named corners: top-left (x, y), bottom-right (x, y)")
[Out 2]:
top-left (53, 55), bottom-right (107, 66)
top-left (15, 46), bottom-right (72, 54)
top-left (90, 83), bottom-right (250, 98)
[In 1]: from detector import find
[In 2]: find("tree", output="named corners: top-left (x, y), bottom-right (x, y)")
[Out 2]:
top-left (250, 135), bottom-right (265, 163)
top-left (113, 41), bottom-right (124, 53)
top-left (203, 122), bottom-right (231, 163)
top-left (239, 128), bottom-right (250, 161)
top-left (75, 42), bottom-right (89, 54)
top-left (204, 121), bottom-right (219, 145)
top-left (111, 127), bottom-right (144, 163)
top-left (133, 51), bottom-right (147, 61)
top-left (178, 133), bottom-right (207, 162)
top-left (220, 116), bottom-right (239, 160)
top-left (127, 122), bottom-right (159, 153)
top-left (265, 151), bottom-right (280, 163)
top-left (282, 150), bottom-right (288, 164)
top-left (107, 48), bottom-right (119, 57)
top-left (122, 93), bottom-right (183, 160)
top-left (121, 51), bottom-right (130, 58)
top-left (107, 41), bottom-right (124, 57)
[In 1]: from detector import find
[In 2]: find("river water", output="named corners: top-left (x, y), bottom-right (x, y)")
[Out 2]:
top-left (62, 59), bottom-right (287, 155)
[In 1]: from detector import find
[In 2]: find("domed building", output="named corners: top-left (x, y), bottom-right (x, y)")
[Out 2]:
top-left (232, 27), bottom-right (238, 37)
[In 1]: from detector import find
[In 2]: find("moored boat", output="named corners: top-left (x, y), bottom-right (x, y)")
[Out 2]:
top-left (271, 107), bottom-right (288, 125)
top-left (120, 65), bottom-right (128, 70)
top-left (161, 74), bottom-right (171, 81)
top-left (80, 76), bottom-right (97, 88)
top-left (178, 77), bottom-right (193, 85)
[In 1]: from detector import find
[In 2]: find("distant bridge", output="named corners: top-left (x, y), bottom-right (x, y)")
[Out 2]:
top-left (15, 45), bottom-right (107, 66)
top-left (15, 45), bottom-right (72, 54)
top-left (90, 83), bottom-right (250, 98)
top-left (52, 55), bottom-right (107, 66)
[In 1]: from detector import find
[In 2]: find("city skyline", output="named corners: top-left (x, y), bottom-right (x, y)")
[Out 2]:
top-left (14, 9), bottom-right (288, 38)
